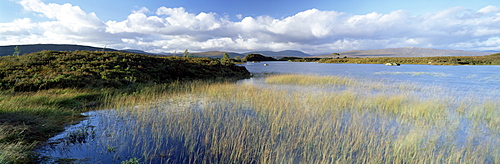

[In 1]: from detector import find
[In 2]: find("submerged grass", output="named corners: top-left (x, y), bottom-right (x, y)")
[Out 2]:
top-left (64, 74), bottom-right (500, 163)
top-left (0, 83), bottom-right (196, 163)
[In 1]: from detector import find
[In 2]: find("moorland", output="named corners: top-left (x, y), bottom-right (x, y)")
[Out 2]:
top-left (0, 50), bottom-right (250, 163)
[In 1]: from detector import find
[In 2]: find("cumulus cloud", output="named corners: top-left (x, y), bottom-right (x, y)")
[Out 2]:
top-left (1, 0), bottom-right (119, 47)
top-left (2, 0), bottom-right (500, 54)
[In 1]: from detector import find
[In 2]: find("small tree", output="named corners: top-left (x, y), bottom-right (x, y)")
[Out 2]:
top-left (222, 53), bottom-right (230, 60)
top-left (332, 53), bottom-right (340, 58)
top-left (220, 53), bottom-right (231, 64)
top-left (183, 49), bottom-right (189, 57)
top-left (13, 46), bottom-right (20, 56)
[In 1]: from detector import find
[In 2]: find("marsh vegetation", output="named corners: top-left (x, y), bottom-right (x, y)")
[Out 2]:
top-left (0, 50), bottom-right (250, 163)
top-left (37, 74), bottom-right (499, 163)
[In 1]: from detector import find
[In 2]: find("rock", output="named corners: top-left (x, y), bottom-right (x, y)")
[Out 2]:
top-left (385, 63), bottom-right (401, 66)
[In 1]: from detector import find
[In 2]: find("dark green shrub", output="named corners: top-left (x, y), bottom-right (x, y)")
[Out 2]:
top-left (242, 54), bottom-right (277, 61)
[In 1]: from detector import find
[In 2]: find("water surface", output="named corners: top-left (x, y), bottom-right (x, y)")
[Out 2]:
top-left (36, 62), bottom-right (500, 163)
top-left (245, 61), bottom-right (500, 98)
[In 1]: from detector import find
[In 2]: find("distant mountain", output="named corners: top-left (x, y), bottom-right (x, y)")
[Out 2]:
top-left (480, 50), bottom-right (500, 53)
top-left (188, 50), bottom-right (311, 58)
top-left (120, 49), bottom-right (160, 55)
top-left (245, 50), bottom-right (311, 58)
top-left (191, 51), bottom-right (243, 58)
top-left (1, 44), bottom-right (311, 59)
top-left (0, 44), bottom-right (120, 56)
top-left (0, 44), bottom-right (164, 57)
top-left (311, 47), bottom-right (491, 58)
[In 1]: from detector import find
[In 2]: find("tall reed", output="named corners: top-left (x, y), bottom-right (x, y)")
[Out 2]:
top-left (83, 74), bottom-right (499, 163)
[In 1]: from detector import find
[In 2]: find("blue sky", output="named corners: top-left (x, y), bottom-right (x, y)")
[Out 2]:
top-left (1, 0), bottom-right (500, 54)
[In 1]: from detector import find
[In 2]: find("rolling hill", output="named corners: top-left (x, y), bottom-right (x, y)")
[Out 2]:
top-left (4, 44), bottom-right (490, 59)
top-left (187, 50), bottom-right (312, 58)
top-left (0, 44), bottom-right (119, 56)
top-left (191, 51), bottom-right (243, 58)
top-left (1, 44), bottom-right (312, 58)
top-left (244, 50), bottom-right (311, 58)
top-left (312, 47), bottom-right (491, 58)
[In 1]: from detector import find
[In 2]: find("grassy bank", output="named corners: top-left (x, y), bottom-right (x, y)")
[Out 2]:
top-left (0, 88), bottom-right (103, 163)
top-left (0, 82), bottom-right (210, 163)
top-left (0, 50), bottom-right (250, 163)
top-left (317, 53), bottom-right (500, 65)
top-left (42, 74), bottom-right (499, 163)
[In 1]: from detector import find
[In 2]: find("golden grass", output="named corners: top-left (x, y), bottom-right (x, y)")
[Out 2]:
top-left (264, 74), bottom-right (356, 86)
top-left (86, 74), bottom-right (500, 163)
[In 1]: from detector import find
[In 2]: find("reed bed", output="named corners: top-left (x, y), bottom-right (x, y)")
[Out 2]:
top-left (264, 74), bottom-right (356, 86)
top-left (52, 74), bottom-right (499, 163)
top-left (0, 124), bottom-right (34, 163)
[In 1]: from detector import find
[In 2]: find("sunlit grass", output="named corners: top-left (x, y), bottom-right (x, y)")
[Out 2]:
top-left (264, 74), bottom-right (356, 86)
top-left (0, 124), bottom-right (34, 163)
top-left (0, 88), bottom-right (112, 163)
top-left (80, 74), bottom-right (500, 163)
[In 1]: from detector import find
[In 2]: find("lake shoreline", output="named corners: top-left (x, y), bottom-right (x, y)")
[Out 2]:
top-left (0, 50), bottom-right (251, 163)
top-left (286, 53), bottom-right (500, 65)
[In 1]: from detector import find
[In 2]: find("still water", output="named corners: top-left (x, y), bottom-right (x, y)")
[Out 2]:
top-left (244, 61), bottom-right (500, 98)
top-left (36, 62), bottom-right (500, 163)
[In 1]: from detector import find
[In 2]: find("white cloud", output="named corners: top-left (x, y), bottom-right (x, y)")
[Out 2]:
top-left (2, 0), bottom-right (500, 54)
top-left (0, 18), bottom-right (36, 36)
top-left (478, 5), bottom-right (500, 14)
top-left (236, 14), bottom-right (243, 20)
top-left (19, 0), bottom-right (104, 30)
top-left (1, 0), bottom-right (114, 47)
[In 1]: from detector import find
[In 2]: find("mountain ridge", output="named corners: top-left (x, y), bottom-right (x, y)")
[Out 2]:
top-left (1, 44), bottom-right (494, 58)
top-left (191, 50), bottom-right (311, 58)
top-left (311, 47), bottom-right (491, 58)
top-left (244, 50), bottom-right (311, 58)
top-left (0, 44), bottom-right (312, 58)
top-left (0, 44), bottom-right (120, 56)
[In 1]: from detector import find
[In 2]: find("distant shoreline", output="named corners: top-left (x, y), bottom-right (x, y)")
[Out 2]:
top-left (317, 53), bottom-right (500, 65)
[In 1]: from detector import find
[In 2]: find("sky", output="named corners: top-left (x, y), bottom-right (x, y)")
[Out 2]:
top-left (1, 0), bottom-right (500, 54)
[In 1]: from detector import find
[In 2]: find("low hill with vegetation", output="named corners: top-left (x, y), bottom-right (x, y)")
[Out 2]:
top-left (318, 53), bottom-right (500, 65)
top-left (242, 54), bottom-right (278, 61)
top-left (0, 50), bottom-right (250, 91)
